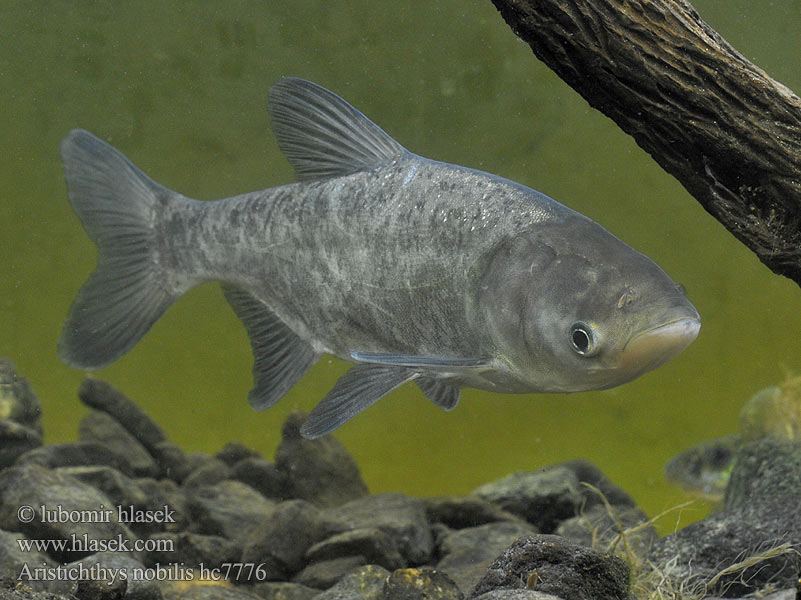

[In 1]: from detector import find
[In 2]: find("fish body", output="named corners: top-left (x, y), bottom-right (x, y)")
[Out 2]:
top-left (59, 78), bottom-right (700, 437)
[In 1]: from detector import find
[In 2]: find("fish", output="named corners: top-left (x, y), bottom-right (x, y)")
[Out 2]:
top-left (58, 77), bottom-right (701, 438)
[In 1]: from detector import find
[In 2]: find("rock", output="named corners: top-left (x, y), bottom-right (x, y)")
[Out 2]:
top-left (274, 411), bottom-right (368, 507)
top-left (470, 534), bottom-right (632, 600)
top-left (291, 556), bottom-right (366, 589)
top-left (250, 582), bottom-right (320, 600)
top-left (472, 592), bottom-right (564, 600)
top-left (144, 532), bottom-right (240, 570)
top-left (311, 564), bottom-right (390, 600)
top-left (649, 438), bottom-right (801, 597)
top-left (382, 567), bottom-right (463, 600)
top-left (160, 584), bottom-right (260, 600)
top-left (57, 467), bottom-right (150, 527)
top-left (187, 480), bottom-right (276, 547)
top-left (77, 380), bottom-right (168, 451)
top-left (148, 442), bottom-right (192, 483)
top-left (424, 496), bottom-right (527, 530)
top-left (134, 478), bottom-right (189, 533)
top-left (436, 521), bottom-right (537, 596)
top-left (0, 419), bottom-right (42, 469)
top-left (0, 464), bottom-right (138, 562)
top-left (231, 457), bottom-right (289, 501)
top-left (306, 527), bottom-right (405, 571)
top-left (471, 467), bottom-right (583, 533)
top-left (557, 460), bottom-right (636, 509)
top-left (241, 500), bottom-right (326, 581)
top-left (215, 442), bottom-right (261, 466)
top-left (181, 457), bottom-right (231, 489)
top-left (556, 503), bottom-right (656, 560)
top-left (0, 358), bottom-right (42, 434)
top-left (323, 493), bottom-right (434, 566)
top-left (69, 551), bottom-right (161, 600)
top-left (16, 442), bottom-right (133, 477)
top-left (0, 528), bottom-right (72, 595)
top-left (74, 576), bottom-right (127, 600)
top-left (78, 411), bottom-right (158, 478)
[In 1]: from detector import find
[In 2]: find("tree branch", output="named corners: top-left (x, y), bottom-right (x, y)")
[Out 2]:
top-left (491, 0), bottom-right (801, 286)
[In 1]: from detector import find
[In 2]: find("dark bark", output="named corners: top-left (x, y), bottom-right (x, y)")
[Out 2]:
top-left (491, 0), bottom-right (801, 286)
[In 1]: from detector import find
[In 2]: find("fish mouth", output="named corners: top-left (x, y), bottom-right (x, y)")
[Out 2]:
top-left (618, 315), bottom-right (701, 376)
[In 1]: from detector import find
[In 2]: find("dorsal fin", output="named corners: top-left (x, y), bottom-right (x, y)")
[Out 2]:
top-left (268, 77), bottom-right (408, 181)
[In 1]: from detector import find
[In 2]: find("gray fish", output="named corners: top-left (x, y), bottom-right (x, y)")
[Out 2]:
top-left (59, 78), bottom-right (700, 438)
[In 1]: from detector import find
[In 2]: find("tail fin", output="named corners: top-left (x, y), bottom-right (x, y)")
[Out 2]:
top-left (58, 130), bottom-right (179, 369)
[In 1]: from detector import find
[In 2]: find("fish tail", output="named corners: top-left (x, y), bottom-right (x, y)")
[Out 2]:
top-left (58, 129), bottom-right (182, 369)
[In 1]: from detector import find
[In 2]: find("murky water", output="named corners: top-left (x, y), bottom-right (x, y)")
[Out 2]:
top-left (2, 1), bottom-right (800, 533)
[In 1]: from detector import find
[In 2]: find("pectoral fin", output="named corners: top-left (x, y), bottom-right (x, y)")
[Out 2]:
top-left (415, 377), bottom-right (460, 410)
top-left (300, 364), bottom-right (417, 439)
top-left (222, 285), bottom-right (317, 410)
top-left (349, 351), bottom-right (489, 370)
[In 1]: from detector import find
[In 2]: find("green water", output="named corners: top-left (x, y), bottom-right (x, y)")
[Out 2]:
top-left (3, 1), bottom-right (801, 534)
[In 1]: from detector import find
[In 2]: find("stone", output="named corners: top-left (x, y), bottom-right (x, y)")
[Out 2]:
top-left (648, 438), bottom-right (801, 597)
top-left (160, 584), bottom-right (261, 600)
top-left (0, 419), bottom-right (42, 469)
top-left (56, 467), bottom-right (150, 529)
top-left (0, 528), bottom-right (72, 595)
top-left (134, 478), bottom-right (189, 534)
top-left (556, 503), bottom-right (656, 560)
top-left (16, 442), bottom-right (133, 477)
top-left (181, 457), bottom-right (231, 489)
top-left (78, 411), bottom-right (158, 478)
top-left (0, 358), bottom-right (42, 434)
top-left (187, 480), bottom-right (276, 546)
top-left (382, 567), bottom-right (463, 600)
top-left (424, 496), bottom-right (527, 530)
top-left (436, 521), bottom-right (537, 596)
top-left (144, 532), bottom-right (240, 570)
top-left (231, 457), bottom-right (290, 501)
top-left (250, 582), bottom-right (320, 600)
top-left (306, 527), bottom-right (405, 571)
top-left (241, 500), bottom-right (326, 580)
top-left (292, 556), bottom-right (366, 589)
top-left (274, 411), bottom-right (368, 507)
top-left (149, 442), bottom-right (192, 483)
top-left (469, 534), bottom-right (631, 600)
top-left (323, 494), bottom-right (434, 565)
top-left (471, 467), bottom-right (583, 533)
top-left (69, 552), bottom-right (161, 600)
top-left (472, 592), bottom-right (564, 600)
top-left (557, 460), bottom-right (636, 509)
top-left (312, 565), bottom-right (390, 600)
top-left (0, 464), bottom-right (138, 562)
top-left (74, 576), bottom-right (127, 600)
top-left (215, 442), bottom-right (261, 466)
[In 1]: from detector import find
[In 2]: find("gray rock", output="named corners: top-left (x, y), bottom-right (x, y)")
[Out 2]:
top-left (181, 457), bottom-right (231, 489)
top-left (0, 419), bottom-right (42, 469)
top-left (382, 567), bottom-right (463, 600)
top-left (291, 556), bottom-right (366, 589)
top-left (469, 534), bottom-right (632, 600)
top-left (16, 442), bottom-right (133, 477)
top-left (0, 464), bottom-right (138, 562)
top-left (0, 528), bottom-right (72, 595)
top-left (250, 582), bottom-right (320, 600)
top-left (436, 521), bottom-right (537, 596)
top-left (69, 551), bottom-right (161, 600)
top-left (556, 503), bottom-right (656, 560)
top-left (160, 582), bottom-right (260, 600)
top-left (471, 468), bottom-right (583, 533)
top-left (472, 592), bottom-right (564, 600)
top-left (324, 493), bottom-right (434, 566)
top-left (307, 527), bottom-right (405, 571)
top-left (231, 457), bottom-right (290, 501)
top-left (241, 500), bottom-right (326, 580)
top-left (649, 438), bottom-right (801, 597)
top-left (187, 480), bottom-right (276, 546)
top-left (78, 411), bottom-right (158, 478)
top-left (215, 442), bottom-right (261, 467)
top-left (134, 478), bottom-right (189, 533)
top-left (424, 496), bottom-right (527, 530)
top-left (274, 411), bottom-right (368, 507)
top-left (312, 565), bottom-right (390, 600)
top-left (144, 532), bottom-right (240, 570)
top-left (148, 442), bottom-right (192, 483)
top-left (0, 358), bottom-right (42, 434)
top-left (557, 460), bottom-right (636, 509)
top-left (74, 575), bottom-right (127, 600)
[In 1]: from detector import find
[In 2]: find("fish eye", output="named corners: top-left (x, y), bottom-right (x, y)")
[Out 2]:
top-left (569, 322), bottom-right (598, 357)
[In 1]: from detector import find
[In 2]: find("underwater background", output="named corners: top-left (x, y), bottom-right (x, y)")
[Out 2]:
top-left (2, 1), bottom-right (800, 533)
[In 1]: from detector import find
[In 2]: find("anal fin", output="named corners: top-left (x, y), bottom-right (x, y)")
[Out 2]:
top-left (222, 285), bottom-right (317, 410)
top-left (416, 377), bottom-right (460, 410)
top-left (300, 364), bottom-right (417, 439)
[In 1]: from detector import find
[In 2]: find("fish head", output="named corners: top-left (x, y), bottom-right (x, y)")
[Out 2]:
top-left (478, 218), bottom-right (700, 392)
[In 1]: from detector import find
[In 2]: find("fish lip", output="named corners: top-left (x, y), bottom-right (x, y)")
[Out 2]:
top-left (619, 315), bottom-right (701, 374)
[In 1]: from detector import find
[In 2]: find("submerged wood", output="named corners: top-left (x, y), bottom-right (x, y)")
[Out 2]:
top-left (491, 0), bottom-right (801, 286)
